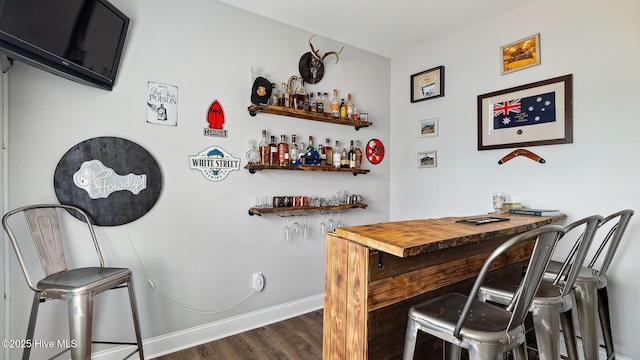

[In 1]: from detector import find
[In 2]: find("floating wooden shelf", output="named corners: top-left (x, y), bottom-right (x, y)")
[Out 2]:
top-left (249, 203), bottom-right (367, 216)
top-left (248, 104), bottom-right (372, 130)
top-left (245, 164), bottom-right (369, 176)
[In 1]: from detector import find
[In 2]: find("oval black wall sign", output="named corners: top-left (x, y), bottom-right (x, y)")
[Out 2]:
top-left (54, 137), bottom-right (162, 226)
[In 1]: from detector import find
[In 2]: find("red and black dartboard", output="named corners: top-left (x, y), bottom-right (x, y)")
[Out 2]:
top-left (365, 138), bottom-right (385, 165)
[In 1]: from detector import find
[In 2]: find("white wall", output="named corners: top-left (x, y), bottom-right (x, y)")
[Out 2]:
top-left (3, 0), bottom-right (390, 358)
top-left (390, 0), bottom-right (640, 357)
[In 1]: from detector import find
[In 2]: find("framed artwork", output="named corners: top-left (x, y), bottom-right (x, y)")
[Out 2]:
top-left (477, 74), bottom-right (573, 150)
top-left (418, 150), bottom-right (437, 168)
top-left (418, 117), bottom-right (439, 137)
top-left (501, 33), bottom-right (540, 75)
top-left (411, 66), bottom-right (444, 103)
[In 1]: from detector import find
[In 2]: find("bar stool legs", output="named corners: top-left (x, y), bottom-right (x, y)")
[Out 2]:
top-left (68, 293), bottom-right (93, 360)
top-left (598, 286), bottom-right (615, 360)
top-left (574, 276), bottom-right (600, 360)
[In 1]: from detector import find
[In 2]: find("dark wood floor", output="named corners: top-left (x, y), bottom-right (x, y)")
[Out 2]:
top-left (153, 310), bottom-right (323, 360)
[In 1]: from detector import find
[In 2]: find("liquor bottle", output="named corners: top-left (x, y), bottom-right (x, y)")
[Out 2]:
top-left (348, 140), bottom-right (356, 168)
top-left (290, 134), bottom-right (299, 163)
top-left (278, 82), bottom-right (286, 107)
top-left (323, 92), bottom-right (331, 115)
top-left (354, 140), bottom-right (363, 168)
top-left (310, 93), bottom-right (317, 112)
top-left (269, 135), bottom-right (278, 166)
top-left (270, 83), bottom-right (278, 106)
top-left (331, 89), bottom-right (340, 118)
top-left (324, 138), bottom-right (333, 167)
top-left (259, 130), bottom-right (269, 165)
top-left (333, 141), bottom-right (341, 167)
top-left (346, 93), bottom-right (354, 119)
top-left (340, 147), bottom-right (349, 168)
top-left (296, 80), bottom-right (306, 110)
top-left (340, 98), bottom-right (347, 118)
top-left (319, 143), bottom-right (326, 165)
top-left (352, 106), bottom-right (359, 121)
top-left (307, 136), bottom-right (314, 151)
top-left (316, 92), bottom-right (324, 113)
top-left (278, 135), bottom-right (290, 166)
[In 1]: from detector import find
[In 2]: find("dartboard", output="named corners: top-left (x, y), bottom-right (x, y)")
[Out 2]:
top-left (365, 138), bottom-right (385, 165)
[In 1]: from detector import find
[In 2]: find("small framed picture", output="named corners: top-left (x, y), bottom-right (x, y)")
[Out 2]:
top-left (418, 117), bottom-right (439, 137)
top-left (359, 113), bottom-right (369, 122)
top-left (500, 33), bottom-right (540, 75)
top-left (418, 150), bottom-right (437, 168)
top-left (411, 66), bottom-right (444, 103)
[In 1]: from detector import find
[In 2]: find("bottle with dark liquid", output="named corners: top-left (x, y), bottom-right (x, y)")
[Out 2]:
top-left (316, 92), bottom-right (324, 113)
top-left (354, 140), bottom-right (363, 168)
top-left (348, 140), bottom-right (356, 169)
top-left (278, 135), bottom-right (290, 166)
top-left (269, 135), bottom-right (278, 166)
top-left (324, 138), bottom-right (333, 167)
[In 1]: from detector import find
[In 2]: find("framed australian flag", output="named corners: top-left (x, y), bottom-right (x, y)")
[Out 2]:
top-left (477, 74), bottom-right (573, 150)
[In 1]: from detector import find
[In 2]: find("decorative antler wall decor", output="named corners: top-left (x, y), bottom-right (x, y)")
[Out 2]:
top-left (498, 148), bottom-right (546, 164)
top-left (298, 35), bottom-right (345, 84)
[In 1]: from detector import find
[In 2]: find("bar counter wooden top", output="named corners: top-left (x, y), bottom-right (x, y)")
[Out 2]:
top-left (323, 212), bottom-right (565, 360)
top-left (334, 212), bottom-right (566, 258)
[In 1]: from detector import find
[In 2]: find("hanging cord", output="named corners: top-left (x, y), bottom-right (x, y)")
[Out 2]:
top-left (124, 225), bottom-right (256, 314)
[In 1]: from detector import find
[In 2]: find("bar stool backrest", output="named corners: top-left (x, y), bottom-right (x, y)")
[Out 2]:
top-left (552, 215), bottom-right (603, 297)
top-left (453, 225), bottom-right (565, 338)
top-left (588, 209), bottom-right (634, 276)
top-left (3, 204), bottom-right (104, 292)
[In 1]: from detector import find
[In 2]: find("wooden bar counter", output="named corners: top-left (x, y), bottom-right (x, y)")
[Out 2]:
top-left (322, 212), bottom-right (565, 359)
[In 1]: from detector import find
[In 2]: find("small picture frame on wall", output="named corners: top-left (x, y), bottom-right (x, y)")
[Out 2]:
top-left (418, 150), bottom-right (437, 168)
top-left (501, 33), bottom-right (541, 75)
top-left (411, 66), bottom-right (444, 103)
top-left (418, 117), bottom-right (439, 137)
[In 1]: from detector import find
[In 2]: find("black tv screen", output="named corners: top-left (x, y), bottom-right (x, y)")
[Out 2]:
top-left (0, 0), bottom-right (129, 90)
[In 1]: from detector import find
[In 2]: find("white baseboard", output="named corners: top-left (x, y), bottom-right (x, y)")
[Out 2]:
top-left (92, 293), bottom-right (324, 360)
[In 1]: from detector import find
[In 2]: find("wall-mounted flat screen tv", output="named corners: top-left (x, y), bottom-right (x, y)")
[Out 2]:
top-left (0, 0), bottom-right (129, 90)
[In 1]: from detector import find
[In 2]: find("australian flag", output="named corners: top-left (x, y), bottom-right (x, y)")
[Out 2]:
top-left (493, 91), bottom-right (556, 129)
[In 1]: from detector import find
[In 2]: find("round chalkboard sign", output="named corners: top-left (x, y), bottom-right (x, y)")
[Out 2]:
top-left (54, 137), bottom-right (162, 226)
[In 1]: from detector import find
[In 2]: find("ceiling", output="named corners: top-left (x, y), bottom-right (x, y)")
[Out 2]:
top-left (219, 0), bottom-right (536, 59)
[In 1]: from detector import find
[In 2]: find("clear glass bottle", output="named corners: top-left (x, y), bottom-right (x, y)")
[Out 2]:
top-left (246, 139), bottom-right (260, 164)
top-left (333, 140), bottom-right (341, 167)
top-left (296, 80), bottom-right (306, 110)
top-left (278, 135), bottom-right (290, 166)
top-left (346, 93), bottom-right (354, 119)
top-left (269, 135), bottom-right (278, 166)
top-left (290, 134), bottom-right (299, 163)
top-left (354, 140), bottom-right (363, 168)
top-left (316, 92), bottom-right (324, 113)
top-left (270, 83), bottom-right (278, 106)
top-left (348, 140), bottom-right (356, 168)
top-left (323, 92), bottom-right (331, 115)
top-left (259, 130), bottom-right (269, 165)
top-left (310, 93), bottom-right (317, 112)
top-left (331, 89), bottom-right (340, 118)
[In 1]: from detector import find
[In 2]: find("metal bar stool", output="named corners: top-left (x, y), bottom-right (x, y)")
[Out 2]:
top-left (544, 209), bottom-right (633, 360)
top-left (3, 204), bottom-right (145, 360)
top-left (477, 215), bottom-right (602, 360)
top-left (402, 225), bottom-right (565, 360)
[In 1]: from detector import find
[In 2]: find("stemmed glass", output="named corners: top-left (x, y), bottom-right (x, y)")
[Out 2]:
top-left (292, 216), bottom-right (302, 239)
top-left (283, 216), bottom-right (291, 241)
top-left (327, 214), bottom-right (336, 233)
top-left (301, 214), bottom-right (310, 239)
top-left (336, 212), bottom-right (344, 229)
top-left (318, 212), bottom-right (326, 236)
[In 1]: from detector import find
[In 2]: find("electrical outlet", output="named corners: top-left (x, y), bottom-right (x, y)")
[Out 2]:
top-left (253, 272), bottom-right (265, 292)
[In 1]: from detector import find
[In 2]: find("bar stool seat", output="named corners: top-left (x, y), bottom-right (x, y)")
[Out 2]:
top-left (403, 225), bottom-right (565, 360)
top-left (3, 204), bottom-right (145, 360)
top-left (478, 215), bottom-right (602, 360)
top-left (542, 208), bottom-right (633, 360)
